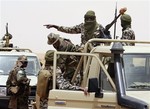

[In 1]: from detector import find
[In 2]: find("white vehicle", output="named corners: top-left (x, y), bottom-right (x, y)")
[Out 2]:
top-left (46, 39), bottom-right (150, 109)
top-left (0, 47), bottom-right (41, 109)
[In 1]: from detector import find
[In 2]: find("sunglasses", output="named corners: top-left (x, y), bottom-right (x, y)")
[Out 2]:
top-left (20, 60), bottom-right (28, 65)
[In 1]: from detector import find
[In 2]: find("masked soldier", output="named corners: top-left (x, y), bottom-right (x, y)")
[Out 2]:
top-left (120, 14), bottom-right (135, 46)
top-left (6, 55), bottom-right (30, 109)
top-left (44, 10), bottom-right (111, 48)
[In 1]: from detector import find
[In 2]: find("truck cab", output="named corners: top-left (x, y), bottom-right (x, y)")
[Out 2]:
top-left (0, 47), bottom-right (41, 109)
top-left (47, 39), bottom-right (150, 109)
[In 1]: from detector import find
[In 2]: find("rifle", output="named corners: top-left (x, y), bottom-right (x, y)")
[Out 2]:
top-left (104, 7), bottom-right (127, 34)
top-left (100, 8), bottom-right (127, 39)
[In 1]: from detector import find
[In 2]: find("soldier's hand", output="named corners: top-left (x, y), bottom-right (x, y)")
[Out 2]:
top-left (43, 24), bottom-right (53, 29)
top-left (83, 87), bottom-right (90, 96)
top-left (9, 86), bottom-right (19, 94)
top-left (43, 24), bottom-right (58, 29)
top-left (22, 78), bottom-right (31, 85)
top-left (79, 87), bottom-right (90, 96)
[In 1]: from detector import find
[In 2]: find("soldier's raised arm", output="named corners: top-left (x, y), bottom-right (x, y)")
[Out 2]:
top-left (43, 24), bottom-right (59, 29)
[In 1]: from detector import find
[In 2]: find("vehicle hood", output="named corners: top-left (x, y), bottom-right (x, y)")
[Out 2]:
top-left (0, 75), bottom-right (37, 86)
top-left (126, 91), bottom-right (150, 107)
top-left (27, 75), bottom-right (37, 86)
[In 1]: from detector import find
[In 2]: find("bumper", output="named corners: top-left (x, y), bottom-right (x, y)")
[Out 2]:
top-left (0, 96), bottom-right (9, 109)
top-left (0, 96), bottom-right (36, 109)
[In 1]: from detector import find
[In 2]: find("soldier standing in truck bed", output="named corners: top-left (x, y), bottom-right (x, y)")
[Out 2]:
top-left (44, 10), bottom-right (111, 48)
top-left (120, 13), bottom-right (135, 46)
top-left (47, 32), bottom-right (80, 81)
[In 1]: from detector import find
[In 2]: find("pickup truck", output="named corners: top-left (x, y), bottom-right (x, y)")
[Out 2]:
top-left (0, 47), bottom-right (41, 109)
top-left (47, 39), bottom-right (150, 109)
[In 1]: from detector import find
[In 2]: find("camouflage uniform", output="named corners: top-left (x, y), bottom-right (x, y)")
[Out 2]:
top-left (56, 72), bottom-right (81, 90)
top-left (47, 33), bottom-right (77, 52)
top-left (6, 55), bottom-right (30, 109)
top-left (120, 14), bottom-right (135, 46)
top-left (38, 50), bottom-right (82, 109)
top-left (121, 27), bottom-right (135, 46)
top-left (47, 33), bottom-right (80, 81)
top-left (57, 23), bottom-right (104, 45)
top-left (45, 10), bottom-right (111, 46)
top-left (44, 50), bottom-right (82, 89)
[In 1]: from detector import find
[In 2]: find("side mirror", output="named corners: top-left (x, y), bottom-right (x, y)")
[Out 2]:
top-left (88, 78), bottom-right (103, 98)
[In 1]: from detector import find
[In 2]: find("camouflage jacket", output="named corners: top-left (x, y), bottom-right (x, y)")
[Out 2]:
top-left (56, 71), bottom-right (81, 90)
top-left (121, 27), bottom-right (135, 46)
top-left (6, 67), bottom-right (30, 109)
top-left (57, 23), bottom-right (105, 45)
top-left (54, 37), bottom-right (80, 78)
top-left (44, 66), bottom-right (81, 90)
top-left (56, 38), bottom-right (77, 52)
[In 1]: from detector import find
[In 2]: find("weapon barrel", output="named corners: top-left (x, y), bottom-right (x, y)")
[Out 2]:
top-left (105, 7), bottom-right (127, 31)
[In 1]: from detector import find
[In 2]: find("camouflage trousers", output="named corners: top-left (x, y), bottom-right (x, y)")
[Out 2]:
top-left (39, 99), bottom-right (48, 109)
top-left (8, 94), bottom-right (29, 109)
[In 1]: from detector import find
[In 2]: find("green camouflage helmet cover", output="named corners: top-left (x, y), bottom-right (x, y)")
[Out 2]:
top-left (84, 10), bottom-right (96, 18)
top-left (45, 50), bottom-right (60, 62)
top-left (45, 50), bottom-right (55, 62)
top-left (120, 14), bottom-right (132, 22)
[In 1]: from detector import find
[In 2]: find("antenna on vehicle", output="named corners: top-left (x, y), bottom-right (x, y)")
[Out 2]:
top-left (113, 2), bottom-right (117, 39)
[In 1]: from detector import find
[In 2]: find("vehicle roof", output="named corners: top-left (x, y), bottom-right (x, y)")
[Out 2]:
top-left (0, 52), bottom-right (37, 56)
top-left (84, 39), bottom-right (150, 55)
top-left (0, 47), bottom-right (37, 56)
top-left (93, 45), bottom-right (150, 54)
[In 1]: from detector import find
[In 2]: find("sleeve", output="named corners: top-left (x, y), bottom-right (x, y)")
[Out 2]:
top-left (6, 71), bottom-right (13, 94)
top-left (6, 71), bottom-right (12, 87)
top-left (57, 23), bottom-right (82, 34)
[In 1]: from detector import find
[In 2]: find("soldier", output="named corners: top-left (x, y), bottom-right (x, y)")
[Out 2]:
top-left (47, 33), bottom-right (77, 52)
top-left (44, 10), bottom-right (111, 48)
top-left (47, 33), bottom-right (80, 81)
top-left (6, 55), bottom-right (30, 109)
top-left (120, 14), bottom-right (135, 46)
top-left (37, 50), bottom-right (88, 109)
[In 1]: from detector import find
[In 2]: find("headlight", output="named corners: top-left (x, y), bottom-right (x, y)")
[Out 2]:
top-left (0, 87), bottom-right (7, 96)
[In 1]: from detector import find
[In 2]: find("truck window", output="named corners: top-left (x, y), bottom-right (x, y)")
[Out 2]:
top-left (100, 57), bottom-right (115, 91)
top-left (123, 54), bottom-right (150, 90)
top-left (0, 55), bottom-right (40, 75)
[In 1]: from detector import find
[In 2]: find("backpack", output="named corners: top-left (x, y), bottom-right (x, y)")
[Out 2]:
top-left (36, 69), bottom-right (52, 99)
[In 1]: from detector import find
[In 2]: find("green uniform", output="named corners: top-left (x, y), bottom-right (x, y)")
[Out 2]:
top-left (47, 33), bottom-right (80, 80)
top-left (120, 14), bottom-right (135, 46)
top-left (46, 10), bottom-right (111, 47)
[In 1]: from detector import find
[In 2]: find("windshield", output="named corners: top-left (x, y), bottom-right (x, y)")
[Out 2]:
top-left (123, 54), bottom-right (150, 90)
top-left (0, 55), bottom-right (41, 75)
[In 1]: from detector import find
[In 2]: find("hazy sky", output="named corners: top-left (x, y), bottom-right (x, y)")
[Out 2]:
top-left (0, 0), bottom-right (150, 53)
